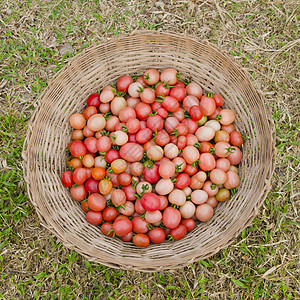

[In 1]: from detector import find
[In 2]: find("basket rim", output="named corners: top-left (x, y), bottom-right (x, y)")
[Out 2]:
top-left (22, 30), bottom-right (276, 272)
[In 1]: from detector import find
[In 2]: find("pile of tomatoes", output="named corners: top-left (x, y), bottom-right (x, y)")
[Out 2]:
top-left (61, 68), bottom-right (243, 247)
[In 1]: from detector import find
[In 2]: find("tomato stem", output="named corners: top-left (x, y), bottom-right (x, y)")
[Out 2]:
top-left (144, 73), bottom-right (150, 82)
top-left (107, 228), bottom-right (115, 237)
top-left (170, 129), bottom-right (179, 137)
top-left (194, 142), bottom-right (201, 149)
top-left (210, 183), bottom-right (217, 190)
top-left (210, 147), bottom-right (215, 154)
top-left (216, 114), bottom-right (222, 121)
top-left (121, 124), bottom-right (128, 132)
top-left (137, 86), bottom-right (144, 94)
top-left (167, 234), bottom-right (175, 241)
top-left (175, 162), bottom-right (184, 173)
top-left (205, 92), bottom-right (213, 98)
top-left (192, 160), bottom-right (200, 167)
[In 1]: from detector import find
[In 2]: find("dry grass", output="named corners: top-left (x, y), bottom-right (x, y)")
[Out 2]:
top-left (0, 0), bottom-right (299, 299)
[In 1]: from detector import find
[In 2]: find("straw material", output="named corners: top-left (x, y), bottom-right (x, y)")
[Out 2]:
top-left (22, 31), bottom-right (276, 272)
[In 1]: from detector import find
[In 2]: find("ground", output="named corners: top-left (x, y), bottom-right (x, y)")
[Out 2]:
top-left (0, 0), bottom-right (299, 299)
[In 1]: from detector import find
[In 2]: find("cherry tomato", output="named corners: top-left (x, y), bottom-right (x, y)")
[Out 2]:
top-left (132, 233), bottom-right (150, 247)
top-left (135, 102), bottom-right (152, 120)
top-left (143, 164), bottom-right (160, 184)
top-left (170, 86), bottom-right (186, 101)
top-left (87, 193), bottom-right (106, 211)
top-left (162, 96), bottom-right (179, 112)
top-left (85, 178), bottom-right (99, 194)
top-left (117, 75), bottom-right (134, 92)
top-left (73, 168), bottom-right (87, 185)
top-left (103, 207), bottom-right (118, 222)
top-left (213, 94), bottom-right (224, 106)
top-left (182, 119), bottom-right (198, 134)
top-left (120, 143), bottom-right (144, 162)
top-left (67, 158), bottom-right (83, 170)
top-left (170, 224), bottom-right (187, 240)
top-left (140, 193), bottom-right (160, 211)
top-left (101, 222), bottom-right (114, 237)
top-left (70, 184), bottom-right (87, 201)
top-left (81, 201), bottom-right (90, 213)
top-left (121, 231), bottom-right (133, 242)
top-left (136, 128), bottom-right (152, 144)
top-left (148, 227), bottom-right (166, 244)
top-left (186, 82), bottom-right (202, 99)
top-left (126, 118), bottom-right (140, 134)
top-left (117, 172), bottom-right (132, 186)
top-left (156, 83), bottom-right (170, 97)
top-left (181, 219), bottom-right (196, 232)
top-left (112, 218), bottom-right (132, 237)
top-left (189, 105), bottom-right (203, 121)
top-left (83, 106), bottom-right (97, 120)
top-left (105, 149), bottom-right (121, 164)
top-left (68, 140), bottom-right (87, 158)
top-left (86, 211), bottom-right (102, 225)
top-left (132, 216), bottom-right (149, 234)
top-left (61, 171), bottom-right (74, 187)
top-left (199, 95), bottom-right (216, 116)
top-left (230, 131), bottom-right (243, 147)
top-left (175, 173), bottom-right (191, 189)
top-left (157, 107), bottom-right (168, 118)
top-left (99, 179), bottom-right (112, 195)
top-left (147, 115), bottom-right (163, 132)
top-left (87, 93), bottom-right (100, 108)
top-left (144, 68), bottom-right (160, 85)
top-left (162, 207), bottom-right (181, 229)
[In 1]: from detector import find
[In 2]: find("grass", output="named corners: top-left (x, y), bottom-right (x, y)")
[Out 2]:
top-left (0, 0), bottom-right (299, 298)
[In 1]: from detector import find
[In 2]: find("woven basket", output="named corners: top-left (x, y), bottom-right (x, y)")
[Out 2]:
top-left (22, 31), bottom-right (276, 272)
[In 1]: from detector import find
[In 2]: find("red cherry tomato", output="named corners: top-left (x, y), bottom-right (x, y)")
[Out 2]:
top-left (140, 193), bottom-right (160, 211)
top-left (117, 75), bottom-right (134, 93)
top-left (170, 86), bottom-right (186, 101)
top-left (230, 131), bottom-right (243, 147)
top-left (148, 227), bottom-right (166, 244)
top-left (122, 184), bottom-right (136, 201)
top-left (147, 115), bottom-right (163, 132)
top-left (213, 94), bottom-right (224, 106)
top-left (132, 233), bottom-right (150, 247)
top-left (70, 184), bottom-right (87, 201)
top-left (157, 107), bottom-right (168, 118)
top-left (103, 207), bottom-right (118, 222)
top-left (84, 178), bottom-right (99, 194)
top-left (170, 224), bottom-right (187, 240)
top-left (87, 193), bottom-right (106, 211)
top-left (105, 149), bottom-right (121, 164)
top-left (143, 164), bottom-right (160, 184)
top-left (73, 168), bottom-right (87, 185)
top-left (132, 216), bottom-right (149, 233)
top-left (162, 207), bottom-right (181, 229)
top-left (112, 219), bottom-right (132, 237)
top-left (162, 96), bottom-right (179, 112)
top-left (86, 211), bottom-right (102, 225)
top-left (189, 105), bottom-right (203, 121)
top-left (180, 218), bottom-right (196, 232)
top-left (136, 128), bottom-right (153, 144)
top-left (135, 102), bottom-right (152, 120)
top-left (101, 222), bottom-right (114, 237)
top-left (175, 173), bottom-right (191, 189)
top-left (87, 93), bottom-right (100, 108)
top-left (61, 171), bottom-right (74, 187)
top-left (68, 140), bottom-right (87, 158)
top-left (156, 83), bottom-right (170, 97)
